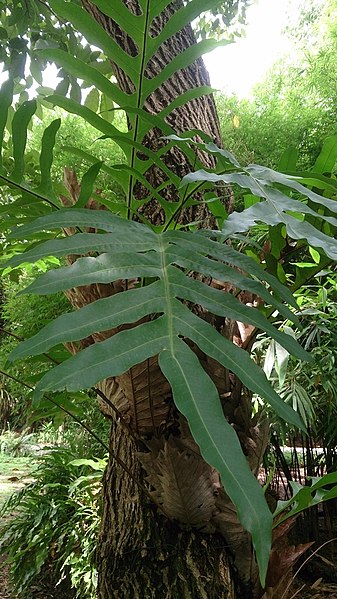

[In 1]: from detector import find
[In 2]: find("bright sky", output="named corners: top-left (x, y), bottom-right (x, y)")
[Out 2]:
top-left (204, 0), bottom-right (296, 98)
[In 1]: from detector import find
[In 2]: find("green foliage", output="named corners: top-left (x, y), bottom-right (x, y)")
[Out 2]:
top-left (274, 275), bottom-right (337, 467)
top-left (217, 2), bottom-right (337, 171)
top-left (29, 111), bottom-right (126, 196)
top-left (274, 471), bottom-right (337, 526)
top-left (194, 0), bottom-right (253, 40)
top-left (0, 429), bottom-right (35, 456)
top-left (1, 0), bottom-right (337, 587)
top-left (0, 446), bottom-right (106, 598)
top-left (0, 274), bottom-right (70, 428)
top-left (217, 81), bottom-right (337, 172)
top-left (181, 149), bottom-right (337, 257)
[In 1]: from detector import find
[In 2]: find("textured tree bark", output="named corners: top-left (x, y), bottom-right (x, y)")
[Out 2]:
top-left (81, 0), bottom-right (234, 224)
top-left (81, 0), bottom-right (222, 145)
top-left (98, 417), bottom-right (236, 599)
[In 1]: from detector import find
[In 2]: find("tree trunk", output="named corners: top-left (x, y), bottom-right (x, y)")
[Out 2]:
top-left (68, 2), bottom-right (247, 596)
top-left (98, 418), bottom-right (235, 599)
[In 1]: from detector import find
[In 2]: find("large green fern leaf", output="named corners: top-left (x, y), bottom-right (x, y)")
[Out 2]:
top-left (7, 207), bottom-right (313, 582)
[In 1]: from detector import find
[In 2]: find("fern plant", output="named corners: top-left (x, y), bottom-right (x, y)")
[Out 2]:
top-left (1, 0), bottom-right (337, 589)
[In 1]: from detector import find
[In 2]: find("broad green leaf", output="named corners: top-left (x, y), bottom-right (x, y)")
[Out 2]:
top-left (165, 230), bottom-right (298, 310)
top-left (202, 141), bottom-right (242, 168)
top-left (9, 208), bottom-right (155, 238)
top-left (174, 305), bottom-right (305, 430)
top-left (278, 146), bottom-right (298, 171)
top-left (181, 166), bottom-right (337, 259)
top-left (183, 166), bottom-right (337, 218)
top-left (274, 471), bottom-right (337, 525)
top-left (8, 208), bottom-right (300, 324)
top-left (36, 118), bottom-right (61, 199)
top-left (285, 172), bottom-right (337, 193)
top-left (55, 77), bottom-right (69, 96)
top-left (61, 146), bottom-right (127, 189)
top-left (247, 165), bottom-right (337, 213)
top-left (152, 0), bottom-right (227, 50)
top-left (33, 316), bottom-right (169, 398)
top-left (10, 281), bottom-right (164, 360)
top-left (12, 261), bottom-right (307, 362)
top-left (48, 0), bottom-right (139, 84)
top-left (313, 135), bottom-right (337, 174)
top-left (274, 342), bottom-right (289, 388)
top-left (89, 0), bottom-right (143, 46)
top-left (77, 162), bottom-right (103, 208)
top-left (168, 267), bottom-right (307, 361)
top-left (165, 135), bottom-right (241, 168)
top-left (142, 38), bottom-right (229, 102)
top-left (6, 235), bottom-right (157, 267)
top-left (84, 87), bottom-right (100, 113)
top-left (69, 457), bottom-right (107, 471)
top-left (45, 95), bottom-right (124, 141)
top-left (39, 49), bottom-right (128, 108)
top-left (21, 252), bottom-right (162, 294)
top-left (159, 86), bottom-right (216, 119)
top-left (11, 99), bottom-right (37, 182)
top-left (159, 338), bottom-right (272, 585)
top-left (0, 78), bottom-right (14, 169)
top-left (148, 0), bottom-right (171, 20)
top-left (165, 242), bottom-right (299, 325)
top-left (30, 56), bottom-right (44, 85)
top-left (70, 79), bottom-right (82, 103)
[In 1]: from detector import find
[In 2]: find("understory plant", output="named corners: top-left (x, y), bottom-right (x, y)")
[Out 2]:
top-left (1, 0), bottom-right (337, 596)
top-left (0, 446), bottom-right (106, 598)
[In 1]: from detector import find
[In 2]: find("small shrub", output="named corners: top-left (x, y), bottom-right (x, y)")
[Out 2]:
top-left (0, 429), bottom-right (36, 457)
top-left (0, 445), bottom-right (106, 598)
